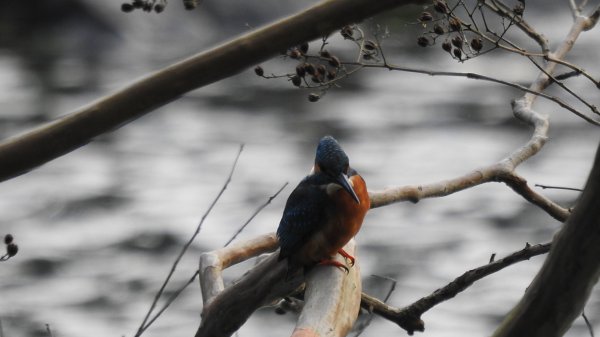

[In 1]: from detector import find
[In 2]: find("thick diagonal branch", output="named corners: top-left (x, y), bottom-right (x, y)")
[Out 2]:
top-left (0, 0), bottom-right (425, 183)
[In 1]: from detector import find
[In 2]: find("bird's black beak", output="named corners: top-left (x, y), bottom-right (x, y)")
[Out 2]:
top-left (337, 173), bottom-right (360, 204)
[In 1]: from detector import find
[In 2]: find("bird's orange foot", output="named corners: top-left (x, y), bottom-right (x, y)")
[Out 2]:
top-left (337, 248), bottom-right (355, 267)
top-left (318, 259), bottom-right (349, 274)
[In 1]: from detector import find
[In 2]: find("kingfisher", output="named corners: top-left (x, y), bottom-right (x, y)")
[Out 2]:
top-left (277, 136), bottom-right (370, 273)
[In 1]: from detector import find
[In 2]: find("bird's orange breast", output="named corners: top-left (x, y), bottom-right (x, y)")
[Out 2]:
top-left (323, 174), bottom-right (370, 256)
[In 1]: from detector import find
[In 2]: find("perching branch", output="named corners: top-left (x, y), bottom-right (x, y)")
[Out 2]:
top-left (197, 236), bottom-right (361, 337)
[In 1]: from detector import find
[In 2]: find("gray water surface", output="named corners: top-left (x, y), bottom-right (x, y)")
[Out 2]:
top-left (0, 1), bottom-right (599, 336)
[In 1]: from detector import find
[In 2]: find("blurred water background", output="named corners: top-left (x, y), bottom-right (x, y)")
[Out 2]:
top-left (0, 0), bottom-right (599, 336)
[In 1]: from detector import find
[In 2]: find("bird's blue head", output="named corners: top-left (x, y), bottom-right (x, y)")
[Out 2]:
top-left (314, 136), bottom-right (360, 204)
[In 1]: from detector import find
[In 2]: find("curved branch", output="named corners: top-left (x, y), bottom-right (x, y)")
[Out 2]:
top-left (493, 140), bottom-right (600, 337)
top-left (369, 7), bottom-right (599, 221)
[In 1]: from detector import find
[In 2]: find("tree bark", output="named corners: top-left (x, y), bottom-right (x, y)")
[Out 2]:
top-left (492, 141), bottom-right (600, 337)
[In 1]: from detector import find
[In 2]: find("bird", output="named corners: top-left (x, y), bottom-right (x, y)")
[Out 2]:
top-left (276, 136), bottom-right (370, 274)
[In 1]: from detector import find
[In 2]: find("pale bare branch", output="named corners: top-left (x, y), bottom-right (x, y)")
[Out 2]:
top-left (197, 237), bottom-right (360, 337)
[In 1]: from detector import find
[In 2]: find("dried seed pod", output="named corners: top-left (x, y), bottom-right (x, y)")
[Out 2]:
top-left (254, 66), bottom-right (264, 77)
top-left (449, 17), bottom-right (461, 31)
top-left (4, 234), bottom-right (13, 245)
top-left (513, 2), bottom-right (524, 15)
top-left (363, 40), bottom-right (377, 51)
top-left (289, 49), bottom-right (301, 59)
top-left (299, 42), bottom-right (309, 54)
top-left (433, 0), bottom-right (449, 14)
top-left (154, 3), bottom-right (165, 13)
top-left (316, 64), bottom-right (327, 75)
top-left (183, 0), bottom-right (196, 10)
top-left (341, 26), bottom-right (354, 39)
top-left (319, 50), bottom-right (331, 59)
top-left (121, 3), bottom-right (134, 12)
top-left (328, 56), bottom-right (341, 67)
top-left (470, 38), bottom-right (483, 52)
top-left (362, 52), bottom-right (373, 60)
top-left (308, 93), bottom-right (320, 102)
top-left (291, 75), bottom-right (302, 87)
top-left (6, 243), bottom-right (18, 257)
top-left (305, 63), bottom-right (316, 75)
top-left (296, 64), bottom-right (306, 77)
top-left (451, 35), bottom-right (463, 48)
top-left (419, 11), bottom-right (433, 22)
top-left (132, 0), bottom-right (145, 8)
top-left (143, 2), bottom-right (153, 11)
top-left (453, 48), bottom-right (462, 59)
top-left (326, 70), bottom-right (336, 80)
top-left (417, 36), bottom-right (429, 47)
top-left (311, 75), bottom-right (321, 83)
top-left (442, 41), bottom-right (452, 52)
top-left (433, 24), bottom-right (445, 35)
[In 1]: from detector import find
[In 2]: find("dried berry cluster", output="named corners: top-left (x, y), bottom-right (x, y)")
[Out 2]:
top-left (121, 0), bottom-right (199, 13)
top-left (1, 234), bottom-right (18, 261)
top-left (414, 0), bottom-right (483, 61)
top-left (415, 0), bottom-right (525, 61)
top-left (254, 31), bottom-right (351, 102)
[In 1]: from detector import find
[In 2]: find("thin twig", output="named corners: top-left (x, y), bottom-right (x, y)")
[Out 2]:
top-left (351, 61), bottom-right (600, 126)
top-left (223, 182), bottom-right (288, 247)
top-left (143, 182), bottom-right (288, 332)
top-left (582, 311), bottom-right (596, 337)
top-left (135, 145), bottom-right (244, 337)
top-left (535, 184), bottom-right (583, 192)
top-left (354, 276), bottom-right (397, 337)
top-left (525, 55), bottom-right (599, 116)
top-left (140, 271), bottom-right (200, 332)
top-left (45, 324), bottom-right (54, 337)
top-left (570, 0), bottom-right (581, 17)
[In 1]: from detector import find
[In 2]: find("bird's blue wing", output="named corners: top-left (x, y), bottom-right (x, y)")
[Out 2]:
top-left (276, 180), bottom-right (329, 261)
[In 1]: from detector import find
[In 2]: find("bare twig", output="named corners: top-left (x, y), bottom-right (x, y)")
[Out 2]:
top-left (481, 0), bottom-right (549, 53)
top-left (353, 276), bottom-right (397, 337)
top-left (361, 242), bottom-right (552, 335)
top-left (135, 145), bottom-right (243, 337)
top-left (223, 182), bottom-right (288, 247)
top-left (351, 62), bottom-right (600, 126)
top-left (140, 271), bottom-right (200, 333)
top-left (139, 181), bottom-right (288, 333)
top-left (582, 311), bottom-right (596, 337)
top-left (535, 184), bottom-right (583, 192)
top-left (45, 324), bottom-right (54, 337)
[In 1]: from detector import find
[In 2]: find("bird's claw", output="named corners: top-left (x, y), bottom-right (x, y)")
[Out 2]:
top-left (337, 249), bottom-right (355, 267)
top-left (318, 259), bottom-right (350, 274)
